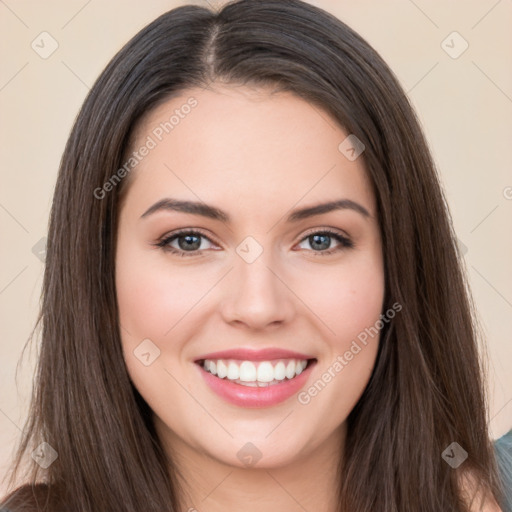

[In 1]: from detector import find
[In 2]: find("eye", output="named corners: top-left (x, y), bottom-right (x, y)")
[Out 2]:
top-left (155, 229), bottom-right (217, 257)
top-left (296, 229), bottom-right (353, 256)
top-left (155, 228), bottom-right (354, 258)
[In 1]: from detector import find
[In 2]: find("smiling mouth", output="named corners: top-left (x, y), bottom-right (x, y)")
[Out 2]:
top-left (195, 358), bottom-right (317, 387)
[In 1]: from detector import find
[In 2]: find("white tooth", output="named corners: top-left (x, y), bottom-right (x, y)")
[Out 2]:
top-left (208, 358), bottom-right (306, 382)
top-left (257, 361), bottom-right (275, 382)
top-left (238, 380), bottom-right (258, 387)
top-left (274, 362), bottom-right (286, 380)
top-left (227, 362), bottom-right (240, 380)
top-left (285, 360), bottom-right (296, 379)
top-left (216, 360), bottom-right (227, 379)
top-left (239, 361), bottom-right (257, 382)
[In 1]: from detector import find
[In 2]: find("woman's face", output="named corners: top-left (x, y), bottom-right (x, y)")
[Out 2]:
top-left (115, 84), bottom-right (385, 469)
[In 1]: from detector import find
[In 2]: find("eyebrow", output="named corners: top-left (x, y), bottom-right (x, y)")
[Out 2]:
top-left (140, 197), bottom-right (371, 223)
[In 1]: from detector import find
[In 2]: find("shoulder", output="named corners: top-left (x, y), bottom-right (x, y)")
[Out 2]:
top-left (494, 429), bottom-right (512, 511)
top-left (0, 483), bottom-right (52, 512)
top-left (458, 431), bottom-right (512, 512)
top-left (458, 471), bottom-right (502, 512)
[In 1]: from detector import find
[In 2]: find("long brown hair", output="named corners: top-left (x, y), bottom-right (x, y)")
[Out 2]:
top-left (1, 0), bottom-right (504, 510)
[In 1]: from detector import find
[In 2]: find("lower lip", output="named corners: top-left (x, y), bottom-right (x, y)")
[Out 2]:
top-left (196, 360), bottom-right (317, 408)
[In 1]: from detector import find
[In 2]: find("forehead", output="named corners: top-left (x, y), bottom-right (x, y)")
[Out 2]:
top-left (124, 84), bottom-right (375, 217)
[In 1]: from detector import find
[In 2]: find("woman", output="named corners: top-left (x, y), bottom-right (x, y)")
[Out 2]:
top-left (1, 0), bottom-right (510, 510)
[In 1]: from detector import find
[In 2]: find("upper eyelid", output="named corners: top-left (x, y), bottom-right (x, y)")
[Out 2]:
top-left (160, 228), bottom-right (219, 246)
top-left (300, 226), bottom-right (351, 240)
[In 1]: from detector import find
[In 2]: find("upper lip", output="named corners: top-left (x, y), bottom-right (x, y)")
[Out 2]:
top-left (195, 348), bottom-right (315, 362)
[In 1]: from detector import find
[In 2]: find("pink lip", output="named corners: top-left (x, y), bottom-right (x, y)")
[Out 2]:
top-left (195, 359), bottom-right (317, 408)
top-left (195, 347), bottom-right (313, 362)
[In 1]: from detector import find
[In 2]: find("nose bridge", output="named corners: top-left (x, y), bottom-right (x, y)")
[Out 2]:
top-left (221, 235), bottom-right (294, 328)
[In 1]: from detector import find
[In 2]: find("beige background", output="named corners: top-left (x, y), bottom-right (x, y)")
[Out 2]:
top-left (1, 0), bottom-right (511, 494)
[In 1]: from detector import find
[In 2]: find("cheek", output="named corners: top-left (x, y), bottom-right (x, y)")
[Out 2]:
top-left (294, 254), bottom-right (385, 345)
top-left (116, 246), bottom-right (207, 343)
top-left (295, 265), bottom-right (384, 429)
top-left (115, 247), bottom-right (198, 414)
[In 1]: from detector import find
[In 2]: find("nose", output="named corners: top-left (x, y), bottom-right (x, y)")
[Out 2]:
top-left (219, 247), bottom-right (296, 331)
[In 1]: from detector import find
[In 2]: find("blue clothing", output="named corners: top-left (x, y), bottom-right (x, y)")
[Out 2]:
top-left (495, 429), bottom-right (512, 512)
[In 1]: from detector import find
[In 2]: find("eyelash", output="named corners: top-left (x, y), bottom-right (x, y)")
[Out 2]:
top-left (154, 228), bottom-right (354, 258)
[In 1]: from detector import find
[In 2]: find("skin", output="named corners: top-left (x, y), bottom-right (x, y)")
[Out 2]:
top-left (115, 84), bottom-right (385, 512)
